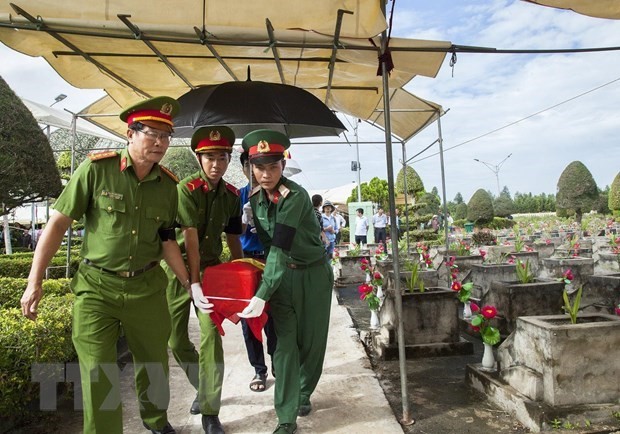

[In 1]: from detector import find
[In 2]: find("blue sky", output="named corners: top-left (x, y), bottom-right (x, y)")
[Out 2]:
top-left (1, 0), bottom-right (619, 203)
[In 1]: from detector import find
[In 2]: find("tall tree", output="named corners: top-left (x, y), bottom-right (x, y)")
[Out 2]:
top-left (609, 172), bottom-right (620, 216)
top-left (0, 75), bottom-right (62, 213)
top-left (556, 161), bottom-right (598, 224)
top-left (347, 176), bottom-right (389, 207)
top-left (453, 192), bottom-right (464, 204)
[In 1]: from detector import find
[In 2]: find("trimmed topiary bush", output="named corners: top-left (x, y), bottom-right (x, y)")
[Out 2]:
top-left (609, 172), bottom-right (620, 216)
top-left (0, 294), bottom-right (76, 418)
top-left (0, 255), bottom-right (80, 279)
top-left (556, 161), bottom-right (598, 224)
top-left (454, 203), bottom-right (468, 220)
top-left (0, 278), bottom-right (72, 308)
top-left (467, 189), bottom-right (494, 225)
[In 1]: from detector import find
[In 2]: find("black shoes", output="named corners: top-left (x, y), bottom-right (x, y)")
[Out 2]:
top-left (190, 394), bottom-right (201, 415)
top-left (202, 415), bottom-right (225, 434)
top-left (143, 421), bottom-right (176, 434)
top-left (273, 423), bottom-right (297, 434)
top-left (298, 402), bottom-right (312, 417)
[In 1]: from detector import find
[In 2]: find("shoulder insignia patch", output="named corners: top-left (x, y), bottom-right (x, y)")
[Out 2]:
top-left (278, 184), bottom-right (291, 198)
top-left (186, 177), bottom-right (205, 192)
top-left (159, 165), bottom-right (179, 183)
top-left (224, 181), bottom-right (240, 196)
top-left (250, 185), bottom-right (261, 197)
top-left (88, 150), bottom-right (118, 161)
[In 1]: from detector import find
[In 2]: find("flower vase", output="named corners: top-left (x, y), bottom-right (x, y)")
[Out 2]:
top-left (369, 309), bottom-right (380, 329)
top-left (463, 301), bottom-right (472, 320)
top-left (376, 285), bottom-right (384, 299)
top-left (365, 273), bottom-right (371, 283)
top-left (481, 343), bottom-right (496, 370)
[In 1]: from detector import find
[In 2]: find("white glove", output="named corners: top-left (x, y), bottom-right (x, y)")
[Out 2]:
top-left (242, 202), bottom-right (254, 227)
top-left (191, 283), bottom-right (214, 314)
top-left (237, 296), bottom-right (266, 318)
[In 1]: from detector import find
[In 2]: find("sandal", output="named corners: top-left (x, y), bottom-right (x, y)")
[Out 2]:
top-left (249, 373), bottom-right (267, 392)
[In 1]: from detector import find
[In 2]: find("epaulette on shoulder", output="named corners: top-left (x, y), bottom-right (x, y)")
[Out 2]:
top-left (224, 181), bottom-right (240, 196)
top-left (250, 185), bottom-right (261, 197)
top-left (186, 177), bottom-right (205, 192)
top-left (88, 150), bottom-right (118, 161)
top-left (159, 165), bottom-right (179, 183)
top-left (278, 183), bottom-right (291, 198)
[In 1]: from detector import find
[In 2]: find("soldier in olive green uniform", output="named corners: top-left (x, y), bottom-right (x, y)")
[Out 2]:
top-left (238, 130), bottom-right (333, 434)
top-left (163, 126), bottom-right (242, 434)
top-left (20, 97), bottom-right (192, 434)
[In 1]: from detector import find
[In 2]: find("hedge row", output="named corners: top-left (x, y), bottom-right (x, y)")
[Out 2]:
top-left (0, 255), bottom-right (80, 279)
top-left (0, 294), bottom-right (75, 416)
top-left (0, 278), bottom-right (72, 308)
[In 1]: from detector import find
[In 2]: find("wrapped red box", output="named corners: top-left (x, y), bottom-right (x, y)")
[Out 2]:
top-left (202, 259), bottom-right (268, 341)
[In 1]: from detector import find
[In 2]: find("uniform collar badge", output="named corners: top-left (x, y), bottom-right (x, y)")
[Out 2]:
top-left (209, 130), bottom-right (221, 141)
top-left (160, 103), bottom-right (173, 115)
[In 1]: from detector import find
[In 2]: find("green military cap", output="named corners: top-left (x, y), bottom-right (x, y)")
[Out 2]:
top-left (242, 129), bottom-right (291, 164)
top-left (119, 96), bottom-right (180, 132)
top-left (191, 126), bottom-right (235, 154)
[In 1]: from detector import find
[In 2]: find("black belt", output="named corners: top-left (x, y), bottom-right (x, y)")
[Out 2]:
top-left (83, 259), bottom-right (158, 278)
top-left (286, 257), bottom-right (327, 270)
top-left (244, 250), bottom-right (265, 256)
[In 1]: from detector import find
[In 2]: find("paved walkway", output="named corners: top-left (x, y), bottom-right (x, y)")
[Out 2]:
top-left (59, 291), bottom-right (404, 433)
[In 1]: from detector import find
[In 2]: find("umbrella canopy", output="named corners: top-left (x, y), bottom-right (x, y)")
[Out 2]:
top-left (174, 81), bottom-right (347, 139)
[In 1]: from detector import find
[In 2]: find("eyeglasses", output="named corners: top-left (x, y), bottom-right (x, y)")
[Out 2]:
top-left (137, 129), bottom-right (172, 142)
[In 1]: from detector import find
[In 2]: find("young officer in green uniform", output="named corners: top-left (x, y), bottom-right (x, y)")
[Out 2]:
top-left (20, 97), bottom-right (192, 434)
top-left (237, 129), bottom-right (333, 434)
top-left (163, 126), bottom-right (243, 434)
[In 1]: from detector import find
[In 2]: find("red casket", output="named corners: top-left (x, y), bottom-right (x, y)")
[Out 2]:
top-left (202, 259), bottom-right (268, 341)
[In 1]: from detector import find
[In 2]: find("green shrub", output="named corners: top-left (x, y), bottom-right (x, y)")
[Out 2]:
top-left (609, 172), bottom-right (620, 213)
top-left (467, 189), bottom-right (494, 224)
top-left (0, 255), bottom-right (80, 279)
top-left (454, 202), bottom-right (468, 220)
top-left (556, 161), bottom-right (598, 223)
top-left (486, 217), bottom-right (517, 230)
top-left (0, 278), bottom-right (72, 308)
top-left (0, 294), bottom-right (76, 416)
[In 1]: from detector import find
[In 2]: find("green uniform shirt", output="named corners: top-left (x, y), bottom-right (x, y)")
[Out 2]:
top-left (250, 177), bottom-right (325, 300)
top-left (53, 148), bottom-right (178, 272)
top-left (175, 171), bottom-right (242, 268)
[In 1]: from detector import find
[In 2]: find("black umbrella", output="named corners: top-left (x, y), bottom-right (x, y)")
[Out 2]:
top-left (173, 80), bottom-right (346, 139)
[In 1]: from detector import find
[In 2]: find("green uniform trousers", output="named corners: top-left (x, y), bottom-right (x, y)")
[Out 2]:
top-left (164, 266), bottom-right (224, 415)
top-left (269, 260), bottom-right (333, 424)
top-left (71, 262), bottom-right (171, 434)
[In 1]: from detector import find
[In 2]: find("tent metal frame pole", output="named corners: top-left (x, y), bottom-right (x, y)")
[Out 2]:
top-left (401, 142), bottom-right (410, 260)
top-left (379, 0), bottom-right (413, 427)
top-left (193, 26), bottom-right (240, 81)
top-left (265, 18), bottom-right (286, 84)
top-left (65, 112), bottom-right (78, 278)
top-left (324, 9), bottom-right (353, 105)
top-left (437, 112), bottom-right (451, 286)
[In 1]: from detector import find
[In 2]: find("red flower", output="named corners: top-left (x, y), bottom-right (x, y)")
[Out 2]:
top-left (360, 258), bottom-right (369, 265)
top-left (373, 271), bottom-right (382, 280)
top-left (479, 250), bottom-right (486, 259)
top-left (481, 305), bottom-right (497, 319)
top-left (471, 301), bottom-right (480, 312)
top-left (451, 281), bottom-right (462, 292)
top-left (470, 325), bottom-right (480, 332)
top-left (357, 283), bottom-right (373, 299)
top-left (446, 256), bottom-right (455, 267)
top-left (563, 269), bottom-right (574, 281)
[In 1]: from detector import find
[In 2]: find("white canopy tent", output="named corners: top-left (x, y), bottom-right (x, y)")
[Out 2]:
top-left (22, 98), bottom-right (125, 142)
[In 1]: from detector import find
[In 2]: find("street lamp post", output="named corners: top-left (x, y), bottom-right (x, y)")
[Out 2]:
top-left (50, 93), bottom-right (67, 107)
top-left (473, 153), bottom-right (512, 196)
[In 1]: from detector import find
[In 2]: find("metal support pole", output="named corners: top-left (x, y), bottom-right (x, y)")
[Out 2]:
top-left (65, 113), bottom-right (78, 278)
top-left (379, 0), bottom-right (413, 426)
top-left (401, 142), bottom-right (410, 259)
top-left (437, 114), bottom-right (451, 286)
top-left (355, 119), bottom-right (362, 202)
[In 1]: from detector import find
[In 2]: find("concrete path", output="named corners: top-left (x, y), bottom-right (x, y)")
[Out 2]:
top-left (63, 292), bottom-right (404, 433)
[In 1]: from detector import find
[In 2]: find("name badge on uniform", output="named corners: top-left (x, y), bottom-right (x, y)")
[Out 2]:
top-left (101, 190), bottom-right (124, 200)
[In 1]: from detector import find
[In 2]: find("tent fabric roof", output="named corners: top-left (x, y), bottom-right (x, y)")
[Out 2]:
top-left (0, 1), bottom-right (450, 141)
top-left (522, 0), bottom-right (620, 19)
top-left (22, 99), bottom-right (125, 142)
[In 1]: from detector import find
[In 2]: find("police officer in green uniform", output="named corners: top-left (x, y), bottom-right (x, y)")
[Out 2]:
top-left (237, 130), bottom-right (333, 434)
top-left (163, 126), bottom-right (243, 434)
top-left (20, 97), bottom-right (192, 434)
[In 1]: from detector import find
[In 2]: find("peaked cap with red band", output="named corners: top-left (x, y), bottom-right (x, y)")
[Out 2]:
top-left (191, 126), bottom-right (235, 154)
top-left (241, 129), bottom-right (291, 164)
top-left (119, 96), bottom-right (180, 133)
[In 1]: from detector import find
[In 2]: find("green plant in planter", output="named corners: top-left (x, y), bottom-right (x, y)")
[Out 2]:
top-left (406, 261), bottom-right (425, 292)
top-left (449, 240), bottom-right (471, 256)
top-left (515, 259), bottom-right (535, 284)
top-left (513, 236), bottom-right (525, 252)
top-left (563, 285), bottom-right (582, 324)
top-left (471, 230), bottom-right (497, 246)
